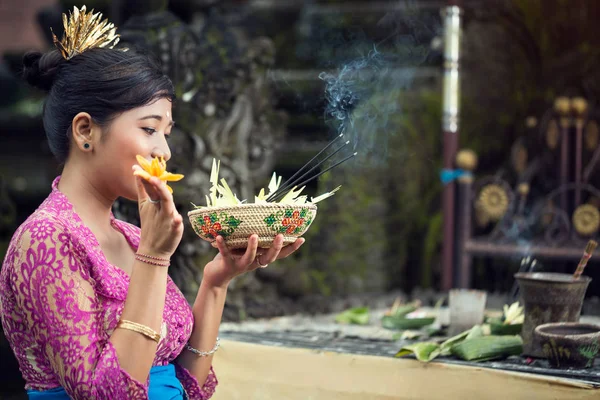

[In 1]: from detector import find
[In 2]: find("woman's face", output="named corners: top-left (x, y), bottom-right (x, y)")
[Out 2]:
top-left (94, 97), bottom-right (174, 201)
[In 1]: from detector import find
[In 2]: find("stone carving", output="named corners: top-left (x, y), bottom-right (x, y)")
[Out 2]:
top-left (113, 8), bottom-right (287, 294)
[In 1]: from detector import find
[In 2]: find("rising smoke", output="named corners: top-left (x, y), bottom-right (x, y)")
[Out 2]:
top-left (311, 1), bottom-right (441, 165)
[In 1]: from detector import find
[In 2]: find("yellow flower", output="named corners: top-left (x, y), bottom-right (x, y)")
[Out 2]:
top-left (134, 155), bottom-right (184, 193)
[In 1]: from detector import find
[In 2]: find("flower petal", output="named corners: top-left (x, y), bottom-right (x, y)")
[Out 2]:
top-left (166, 184), bottom-right (173, 193)
top-left (136, 155), bottom-right (152, 172)
top-left (133, 170), bottom-right (152, 181)
top-left (150, 158), bottom-right (163, 176)
top-left (159, 172), bottom-right (185, 182)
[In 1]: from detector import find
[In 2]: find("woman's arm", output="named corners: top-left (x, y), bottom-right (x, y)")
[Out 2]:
top-left (109, 251), bottom-right (169, 381)
top-left (177, 234), bottom-right (304, 387)
top-left (111, 174), bottom-right (184, 382)
top-left (8, 222), bottom-right (166, 399)
top-left (4, 177), bottom-right (183, 399)
top-left (176, 280), bottom-right (227, 384)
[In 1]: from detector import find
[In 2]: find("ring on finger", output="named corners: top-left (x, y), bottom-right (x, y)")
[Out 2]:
top-left (148, 198), bottom-right (161, 204)
top-left (255, 254), bottom-right (268, 268)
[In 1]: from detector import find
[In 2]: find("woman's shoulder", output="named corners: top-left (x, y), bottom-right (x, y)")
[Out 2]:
top-left (13, 187), bottom-right (75, 238)
top-left (3, 192), bottom-right (82, 269)
top-left (12, 207), bottom-right (70, 246)
top-left (1, 206), bottom-right (76, 288)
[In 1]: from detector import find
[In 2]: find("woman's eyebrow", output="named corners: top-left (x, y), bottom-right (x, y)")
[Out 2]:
top-left (138, 115), bottom-right (175, 127)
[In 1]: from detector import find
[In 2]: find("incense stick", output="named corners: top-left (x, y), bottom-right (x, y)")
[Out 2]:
top-left (510, 257), bottom-right (537, 301)
top-left (573, 240), bottom-right (598, 279)
top-left (271, 152), bottom-right (357, 202)
top-left (267, 140), bottom-right (350, 201)
top-left (268, 133), bottom-right (344, 201)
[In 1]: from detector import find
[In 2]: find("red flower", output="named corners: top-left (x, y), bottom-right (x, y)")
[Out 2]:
top-left (282, 210), bottom-right (305, 234)
top-left (201, 221), bottom-right (222, 238)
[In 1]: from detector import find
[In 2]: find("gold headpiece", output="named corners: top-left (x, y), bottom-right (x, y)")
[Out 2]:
top-left (51, 5), bottom-right (120, 60)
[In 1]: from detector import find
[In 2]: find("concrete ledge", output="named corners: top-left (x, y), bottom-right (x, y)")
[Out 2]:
top-left (212, 339), bottom-right (600, 400)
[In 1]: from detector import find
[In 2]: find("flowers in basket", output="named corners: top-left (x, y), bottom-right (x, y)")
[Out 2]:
top-left (188, 133), bottom-right (356, 249)
top-left (187, 158), bottom-right (343, 249)
top-left (193, 159), bottom-right (341, 208)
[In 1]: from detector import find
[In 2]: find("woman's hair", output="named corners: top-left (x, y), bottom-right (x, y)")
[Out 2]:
top-left (22, 48), bottom-right (175, 163)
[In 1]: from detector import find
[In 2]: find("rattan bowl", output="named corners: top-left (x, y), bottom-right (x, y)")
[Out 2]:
top-left (188, 203), bottom-right (318, 249)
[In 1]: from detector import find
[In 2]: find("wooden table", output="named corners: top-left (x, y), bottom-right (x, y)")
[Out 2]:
top-left (212, 339), bottom-right (600, 400)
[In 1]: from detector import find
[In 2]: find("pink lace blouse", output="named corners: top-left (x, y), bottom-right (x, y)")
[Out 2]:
top-left (0, 177), bottom-right (217, 399)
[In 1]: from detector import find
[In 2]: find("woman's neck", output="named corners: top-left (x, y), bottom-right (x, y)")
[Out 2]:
top-left (58, 162), bottom-right (116, 238)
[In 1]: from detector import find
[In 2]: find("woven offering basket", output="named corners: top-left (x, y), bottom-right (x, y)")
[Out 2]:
top-left (188, 203), bottom-right (318, 249)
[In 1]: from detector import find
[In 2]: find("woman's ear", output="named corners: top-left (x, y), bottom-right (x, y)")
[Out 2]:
top-left (71, 112), bottom-right (99, 152)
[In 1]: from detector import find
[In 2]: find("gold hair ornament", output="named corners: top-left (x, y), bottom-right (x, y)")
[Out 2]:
top-left (51, 5), bottom-right (121, 60)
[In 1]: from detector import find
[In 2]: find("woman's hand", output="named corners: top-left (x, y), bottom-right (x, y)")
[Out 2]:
top-left (133, 165), bottom-right (184, 258)
top-left (202, 234), bottom-right (305, 289)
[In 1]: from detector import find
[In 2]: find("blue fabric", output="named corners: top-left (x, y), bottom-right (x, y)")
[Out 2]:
top-left (440, 168), bottom-right (470, 184)
top-left (27, 364), bottom-right (184, 399)
top-left (27, 387), bottom-right (68, 399)
top-left (148, 364), bottom-right (184, 400)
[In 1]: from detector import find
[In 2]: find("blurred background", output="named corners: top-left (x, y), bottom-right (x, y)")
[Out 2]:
top-left (3, 0), bottom-right (600, 397)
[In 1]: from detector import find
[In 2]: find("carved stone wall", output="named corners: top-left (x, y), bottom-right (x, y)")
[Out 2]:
top-left (114, 8), bottom-right (287, 298)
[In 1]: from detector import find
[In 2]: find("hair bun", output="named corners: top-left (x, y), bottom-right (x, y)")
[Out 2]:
top-left (22, 50), bottom-right (64, 92)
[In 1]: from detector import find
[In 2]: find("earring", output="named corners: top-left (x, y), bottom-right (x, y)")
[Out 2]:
top-left (83, 143), bottom-right (90, 150)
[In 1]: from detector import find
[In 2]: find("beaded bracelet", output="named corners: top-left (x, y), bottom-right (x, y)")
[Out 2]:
top-left (185, 337), bottom-right (220, 357)
top-left (135, 253), bottom-right (170, 267)
top-left (137, 252), bottom-right (170, 262)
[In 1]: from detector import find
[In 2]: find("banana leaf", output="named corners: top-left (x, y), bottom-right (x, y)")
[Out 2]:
top-left (488, 318), bottom-right (523, 335)
top-left (390, 302), bottom-right (420, 317)
top-left (395, 342), bottom-right (441, 362)
top-left (382, 316), bottom-right (436, 330)
top-left (335, 307), bottom-right (370, 325)
top-left (466, 324), bottom-right (485, 340)
top-left (450, 335), bottom-right (523, 362)
top-left (438, 325), bottom-right (486, 356)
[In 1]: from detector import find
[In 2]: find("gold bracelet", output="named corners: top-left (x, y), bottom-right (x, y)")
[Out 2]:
top-left (116, 319), bottom-right (161, 343)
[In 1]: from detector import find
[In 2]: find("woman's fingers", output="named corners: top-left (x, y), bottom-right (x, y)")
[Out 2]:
top-left (133, 166), bottom-right (151, 206)
top-left (239, 234), bottom-right (259, 267)
top-left (277, 237), bottom-right (305, 259)
top-left (216, 236), bottom-right (233, 261)
top-left (133, 165), bottom-right (163, 205)
top-left (134, 171), bottom-right (177, 217)
top-left (148, 177), bottom-right (177, 215)
top-left (261, 234), bottom-right (284, 264)
top-left (211, 235), bottom-right (307, 285)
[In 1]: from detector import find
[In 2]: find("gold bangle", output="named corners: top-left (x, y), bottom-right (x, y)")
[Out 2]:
top-left (116, 319), bottom-right (161, 343)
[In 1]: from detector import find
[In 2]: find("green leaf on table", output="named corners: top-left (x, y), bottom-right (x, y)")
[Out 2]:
top-left (425, 325), bottom-right (444, 337)
top-left (389, 301), bottom-right (421, 317)
top-left (439, 329), bottom-right (471, 356)
top-left (382, 316), bottom-right (436, 330)
top-left (450, 335), bottom-right (523, 362)
top-left (335, 307), bottom-right (370, 325)
top-left (395, 342), bottom-right (441, 362)
top-left (466, 324), bottom-right (485, 340)
top-left (399, 330), bottom-right (424, 340)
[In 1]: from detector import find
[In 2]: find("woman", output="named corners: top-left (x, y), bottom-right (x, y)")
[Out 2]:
top-left (0, 6), bottom-right (303, 400)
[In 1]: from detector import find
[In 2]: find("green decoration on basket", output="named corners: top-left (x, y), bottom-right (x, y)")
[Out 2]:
top-left (195, 212), bottom-right (242, 240)
top-left (264, 208), bottom-right (313, 235)
top-left (187, 156), bottom-right (341, 250)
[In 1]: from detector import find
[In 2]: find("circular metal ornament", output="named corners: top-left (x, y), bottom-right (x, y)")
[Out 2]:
top-left (477, 184), bottom-right (510, 221)
top-left (572, 204), bottom-right (600, 236)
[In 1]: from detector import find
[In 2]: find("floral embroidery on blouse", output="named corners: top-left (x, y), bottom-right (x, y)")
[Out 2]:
top-left (0, 177), bottom-right (217, 399)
